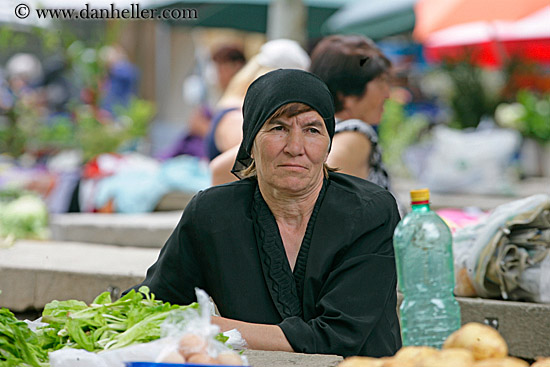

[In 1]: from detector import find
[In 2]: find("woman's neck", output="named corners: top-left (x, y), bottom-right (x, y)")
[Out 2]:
top-left (336, 111), bottom-right (373, 124)
top-left (258, 178), bottom-right (323, 229)
top-left (335, 111), bottom-right (353, 121)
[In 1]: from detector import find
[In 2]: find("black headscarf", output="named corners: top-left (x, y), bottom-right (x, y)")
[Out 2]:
top-left (231, 69), bottom-right (335, 178)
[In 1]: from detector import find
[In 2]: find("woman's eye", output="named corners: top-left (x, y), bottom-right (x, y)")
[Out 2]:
top-left (308, 128), bottom-right (320, 134)
top-left (272, 126), bottom-right (285, 131)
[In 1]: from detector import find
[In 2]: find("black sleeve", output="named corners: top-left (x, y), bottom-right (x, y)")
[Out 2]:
top-left (279, 190), bottom-right (402, 357)
top-left (124, 194), bottom-right (206, 305)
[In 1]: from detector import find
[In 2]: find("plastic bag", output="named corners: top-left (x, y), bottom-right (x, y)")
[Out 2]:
top-left (49, 339), bottom-right (171, 367)
top-left (154, 288), bottom-right (247, 365)
top-left (453, 194), bottom-right (550, 303)
top-left (404, 125), bottom-right (521, 195)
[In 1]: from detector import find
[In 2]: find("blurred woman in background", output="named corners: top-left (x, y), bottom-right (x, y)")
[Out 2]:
top-left (204, 38), bottom-right (310, 162)
top-left (310, 34), bottom-right (393, 190)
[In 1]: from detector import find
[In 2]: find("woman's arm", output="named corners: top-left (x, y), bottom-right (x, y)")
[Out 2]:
top-left (212, 316), bottom-right (293, 352)
top-left (209, 145), bottom-right (240, 186)
top-left (214, 109), bottom-right (244, 153)
top-left (327, 131), bottom-right (372, 178)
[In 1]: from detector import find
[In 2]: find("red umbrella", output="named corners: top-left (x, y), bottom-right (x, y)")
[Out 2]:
top-left (413, 0), bottom-right (549, 42)
top-left (422, 6), bottom-right (550, 67)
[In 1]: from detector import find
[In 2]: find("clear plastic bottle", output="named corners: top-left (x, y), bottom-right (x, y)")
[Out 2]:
top-left (393, 188), bottom-right (461, 348)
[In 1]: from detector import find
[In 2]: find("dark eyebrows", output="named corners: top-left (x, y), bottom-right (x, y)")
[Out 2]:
top-left (262, 118), bottom-right (326, 130)
top-left (305, 120), bottom-right (324, 128)
top-left (264, 119), bottom-right (288, 127)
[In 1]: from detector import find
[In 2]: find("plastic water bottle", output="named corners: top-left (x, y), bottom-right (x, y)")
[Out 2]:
top-left (393, 188), bottom-right (461, 348)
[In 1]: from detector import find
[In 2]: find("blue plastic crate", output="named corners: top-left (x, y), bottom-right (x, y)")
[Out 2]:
top-left (126, 362), bottom-right (247, 367)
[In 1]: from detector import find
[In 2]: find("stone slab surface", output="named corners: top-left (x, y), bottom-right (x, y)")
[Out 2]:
top-left (457, 297), bottom-right (550, 360)
top-left (156, 191), bottom-right (195, 211)
top-left (244, 350), bottom-right (342, 367)
top-left (0, 240), bottom-right (159, 311)
top-left (393, 177), bottom-right (549, 210)
top-left (50, 211), bottom-right (182, 247)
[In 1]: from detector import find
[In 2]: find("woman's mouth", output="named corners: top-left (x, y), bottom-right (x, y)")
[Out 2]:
top-left (279, 164), bottom-right (306, 170)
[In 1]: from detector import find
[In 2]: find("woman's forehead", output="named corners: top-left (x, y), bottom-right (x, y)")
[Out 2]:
top-left (264, 110), bottom-right (324, 126)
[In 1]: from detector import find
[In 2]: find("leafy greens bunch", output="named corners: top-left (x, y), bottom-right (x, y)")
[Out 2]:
top-left (37, 286), bottom-right (197, 353)
top-left (0, 307), bottom-right (49, 367)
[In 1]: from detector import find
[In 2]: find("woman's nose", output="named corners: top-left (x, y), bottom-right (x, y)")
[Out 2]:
top-left (385, 84), bottom-right (391, 99)
top-left (283, 129), bottom-right (305, 156)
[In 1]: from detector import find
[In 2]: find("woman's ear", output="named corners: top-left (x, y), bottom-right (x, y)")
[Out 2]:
top-left (338, 93), bottom-right (355, 120)
top-left (336, 92), bottom-right (347, 110)
top-left (342, 94), bottom-right (361, 110)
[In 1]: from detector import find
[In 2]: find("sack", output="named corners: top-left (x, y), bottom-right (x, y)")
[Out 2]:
top-left (404, 126), bottom-right (521, 195)
top-left (453, 194), bottom-right (550, 303)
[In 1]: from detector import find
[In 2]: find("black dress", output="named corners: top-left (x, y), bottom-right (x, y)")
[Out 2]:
top-left (130, 171), bottom-right (402, 357)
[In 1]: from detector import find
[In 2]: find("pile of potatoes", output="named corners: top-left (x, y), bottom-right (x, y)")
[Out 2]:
top-left (339, 322), bottom-right (550, 367)
top-left (157, 333), bottom-right (245, 365)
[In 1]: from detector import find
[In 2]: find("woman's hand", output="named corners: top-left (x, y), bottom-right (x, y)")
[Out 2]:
top-left (211, 316), bottom-right (294, 352)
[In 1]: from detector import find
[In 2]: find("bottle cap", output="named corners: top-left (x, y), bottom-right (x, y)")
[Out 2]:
top-left (410, 188), bottom-right (430, 204)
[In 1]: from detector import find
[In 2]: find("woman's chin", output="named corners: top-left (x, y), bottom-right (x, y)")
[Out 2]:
top-left (270, 177), bottom-right (317, 195)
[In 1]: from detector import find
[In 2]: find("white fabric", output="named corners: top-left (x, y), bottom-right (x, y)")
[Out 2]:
top-left (411, 125), bottom-right (521, 195)
top-left (453, 194), bottom-right (550, 302)
top-left (256, 38), bottom-right (310, 70)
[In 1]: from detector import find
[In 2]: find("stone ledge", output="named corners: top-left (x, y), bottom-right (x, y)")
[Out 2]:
top-left (0, 240), bottom-right (159, 311)
top-left (393, 177), bottom-right (550, 211)
top-left (457, 296), bottom-right (550, 360)
top-left (50, 211), bottom-right (182, 247)
top-left (244, 350), bottom-right (342, 367)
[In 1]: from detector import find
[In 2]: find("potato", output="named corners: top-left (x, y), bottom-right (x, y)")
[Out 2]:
top-left (337, 356), bottom-right (385, 367)
top-left (443, 322), bottom-right (508, 360)
top-left (380, 358), bottom-right (415, 367)
top-left (156, 348), bottom-right (186, 363)
top-left (178, 333), bottom-right (208, 358)
top-left (473, 357), bottom-right (529, 367)
top-left (416, 348), bottom-right (474, 367)
top-left (532, 358), bottom-right (550, 367)
top-left (393, 346), bottom-right (439, 363)
top-left (455, 267), bottom-right (478, 297)
top-left (368, 346), bottom-right (438, 367)
top-left (217, 351), bottom-right (244, 366)
top-left (187, 352), bottom-right (218, 364)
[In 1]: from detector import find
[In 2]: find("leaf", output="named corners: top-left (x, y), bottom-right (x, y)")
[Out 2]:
top-left (92, 292), bottom-right (112, 305)
top-left (66, 319), bottom-right (95, 352)
top-left (0, 308), bottom-right (48, 366)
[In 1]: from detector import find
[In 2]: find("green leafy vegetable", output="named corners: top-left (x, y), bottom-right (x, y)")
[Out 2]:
top-left (0, 192), bottom-right (49, 247)
top-left (0, 308), bottom-right (49, 367)
top-left (37, 286), bottom-right (198, 353)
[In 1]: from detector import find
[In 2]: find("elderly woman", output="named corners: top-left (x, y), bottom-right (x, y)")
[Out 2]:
top-left (130, 69), bottom-right (401, 357)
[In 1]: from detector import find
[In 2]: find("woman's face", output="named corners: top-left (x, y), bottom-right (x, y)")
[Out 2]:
top-left (252, 110), bottom-right (330, 195)
top-left (344, 73), bottom-right (391, 124)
